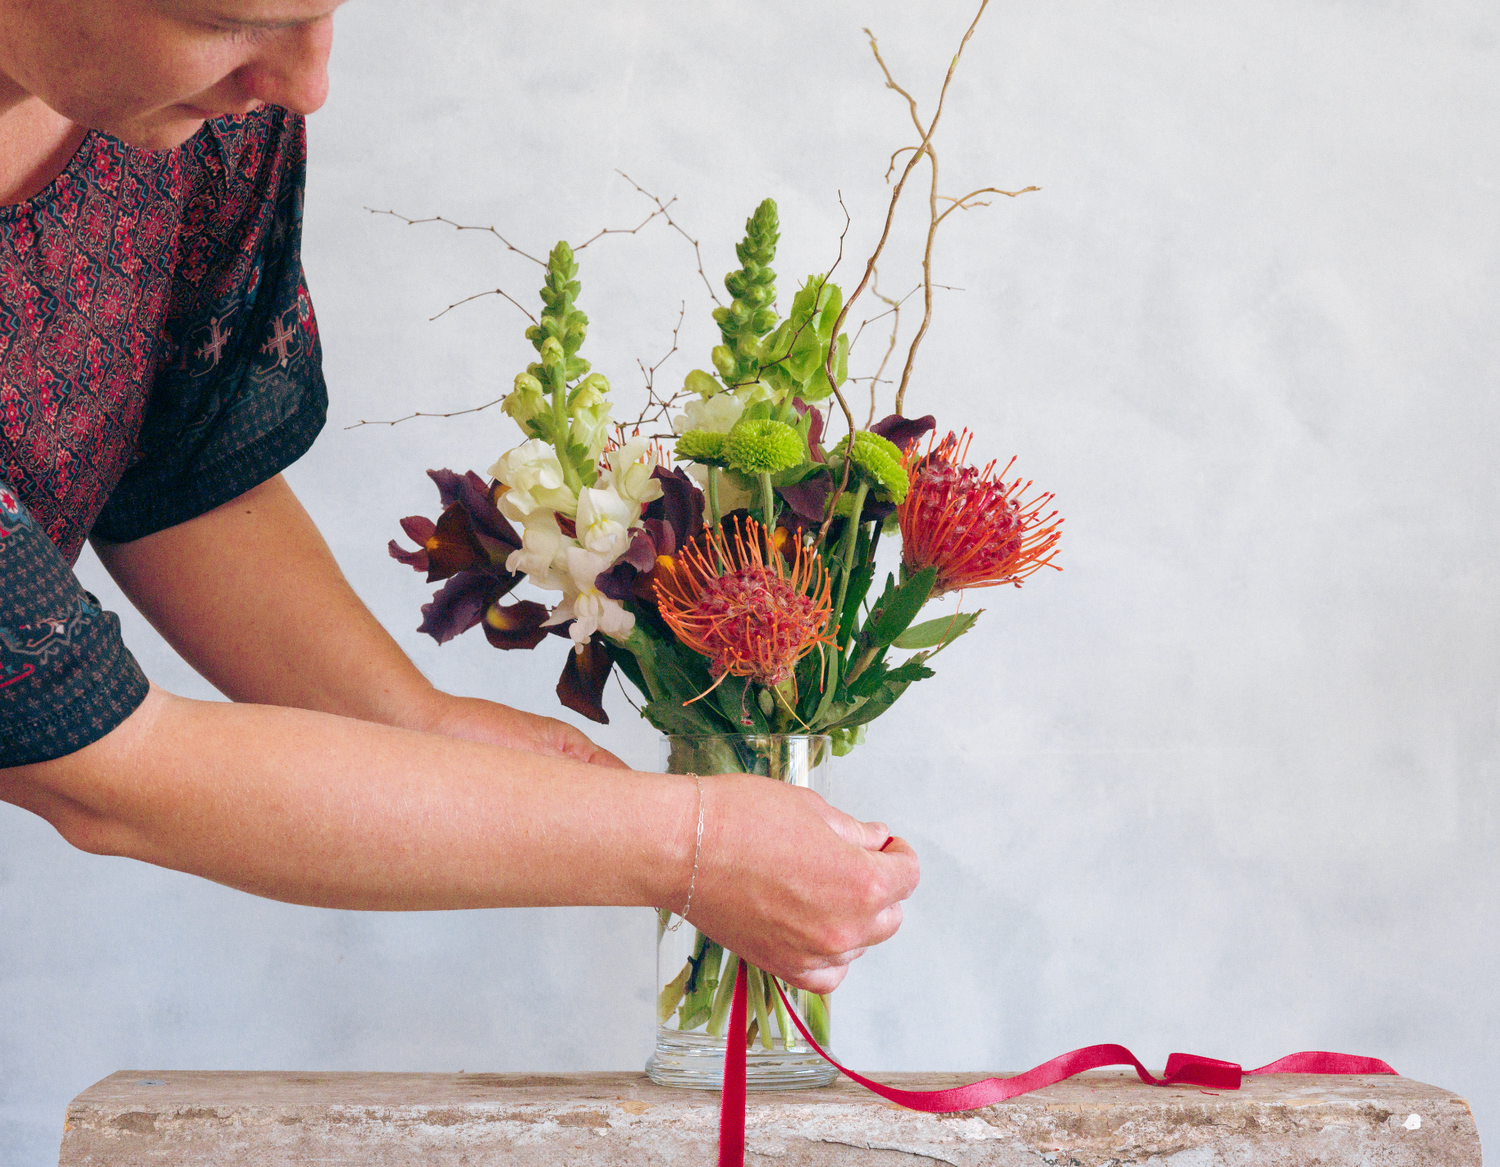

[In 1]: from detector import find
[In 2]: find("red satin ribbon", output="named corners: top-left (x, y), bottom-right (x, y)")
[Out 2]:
top-left (715, 958), bottom-right (1396, 1167)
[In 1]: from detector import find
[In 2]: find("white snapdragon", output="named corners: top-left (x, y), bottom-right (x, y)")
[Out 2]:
top-left (505, 512), bottom-right (570, 592)
top-left (489, 439), bottom-right (577, 521)
top-left (601, 439), bottom-right (665, 507)
top-left (575, 486), bottom-right (635, 559)
top-left (545, 546), bottom-right (636, 648)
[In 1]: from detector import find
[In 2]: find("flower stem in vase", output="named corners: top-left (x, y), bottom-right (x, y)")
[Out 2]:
top-left (746, 964), bottom-right (774, 1050)
top-left (706, 951), bottom-right (739, 1036)
top-left (803, 988), bottom-right (831, 1049)
top-left (771, 975), bottom-right (797, 1049)
top-left (677, 932), bottom-right (724, 1030)
top-left (657, 959), bottom-right (692, 1024)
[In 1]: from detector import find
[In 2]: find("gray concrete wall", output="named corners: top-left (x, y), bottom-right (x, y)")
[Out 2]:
top-left (4, 1), bottom-right (1497, 1164)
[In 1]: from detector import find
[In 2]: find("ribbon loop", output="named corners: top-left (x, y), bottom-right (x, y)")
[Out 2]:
top-left (1162, 1052), bottom-right (1243, 1090)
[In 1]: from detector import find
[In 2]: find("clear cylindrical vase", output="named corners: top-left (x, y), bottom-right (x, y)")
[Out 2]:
top-left (646, 734), bottom-right (840, 1090)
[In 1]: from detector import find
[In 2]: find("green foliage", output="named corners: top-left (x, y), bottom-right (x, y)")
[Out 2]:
top-left (863, 566), bottom-right (937, 649)
top-left (759, 275), bottom-right (850, 402)
top-left (892, 610), bottom-right (981, 650)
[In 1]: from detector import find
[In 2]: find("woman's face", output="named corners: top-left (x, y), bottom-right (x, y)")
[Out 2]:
top-left (0, 0), bottom-right (345, 149)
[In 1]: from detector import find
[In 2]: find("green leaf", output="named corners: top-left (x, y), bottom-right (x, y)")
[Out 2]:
top-left (865, 566), bottom-right (936, 648)
top-left (828, 663), bottom-right (933, 731)
top-left (714, 674), bottom-right (769, 732)
top-left (892, 611), bottom-right (981, 651)
top-left (642, 698), bottom-right (722, 736)
top-left (838, 562), bottom-right (875, 643)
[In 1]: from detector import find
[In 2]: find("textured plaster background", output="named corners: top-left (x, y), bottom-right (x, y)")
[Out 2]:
top-left (3, 1), bottom-right (1498, 1164)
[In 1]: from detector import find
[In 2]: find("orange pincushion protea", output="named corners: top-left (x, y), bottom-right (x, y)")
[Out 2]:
top-left (897, 431), bottom-right (1062, 597)
top-left (654, 517), bottom-right (834, 692)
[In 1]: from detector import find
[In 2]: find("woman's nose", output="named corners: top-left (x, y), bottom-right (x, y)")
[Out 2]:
top-left (234, 18), bottom-right (334, 116)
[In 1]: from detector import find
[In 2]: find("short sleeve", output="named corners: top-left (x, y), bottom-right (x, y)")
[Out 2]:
top-left (91, 107), bottom-right (327, 543)
top-left (0, 480), bottom-right (148, 767)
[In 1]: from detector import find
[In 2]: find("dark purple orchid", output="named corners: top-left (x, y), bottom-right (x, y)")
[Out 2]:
top-left (392, 467), bottom-right (528, 644)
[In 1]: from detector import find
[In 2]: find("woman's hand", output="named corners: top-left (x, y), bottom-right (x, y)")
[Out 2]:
top-left (417, 693), bottom-right (627, 769)
top-left (682, 774), bottom-right (919, 993)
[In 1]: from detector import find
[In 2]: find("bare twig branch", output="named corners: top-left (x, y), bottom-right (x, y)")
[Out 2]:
top-left (625, 301), bottom-right (691, 434)
top-left (366, 207), bottom-right (547, 265)
top-left (616, 172), bottom-right (723, 307)
top-left (430, 287), bottom-right (538, 324)
top-left (344, 397), bottom-right (507, 430)
top-left (934, 185), bottom-right (1041, 226)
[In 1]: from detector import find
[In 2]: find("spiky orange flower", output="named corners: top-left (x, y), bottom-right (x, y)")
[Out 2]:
top-left (654, 517), bottom-right (834, 692)
top-left (897, 431), bottom-right (1062, 597)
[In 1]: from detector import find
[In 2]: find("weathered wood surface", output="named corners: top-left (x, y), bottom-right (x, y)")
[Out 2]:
top-left (58, 1069), bottom-right (1480, 1165)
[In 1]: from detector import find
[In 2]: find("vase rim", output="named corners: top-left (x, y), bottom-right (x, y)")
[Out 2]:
top-left (662, 732), bottom-right (832, 742)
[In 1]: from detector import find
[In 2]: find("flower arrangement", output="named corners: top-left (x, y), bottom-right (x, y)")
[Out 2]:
top-left (386, 2), bottom-right (1062, 1079)
top-left (389, 214), bottom-right (1062, 749)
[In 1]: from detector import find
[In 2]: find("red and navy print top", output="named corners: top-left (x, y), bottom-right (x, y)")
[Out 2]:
top-left (1, 105), bottom-right (327, 767)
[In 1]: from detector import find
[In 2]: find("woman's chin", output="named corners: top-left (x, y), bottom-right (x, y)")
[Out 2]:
top-left (103, 108), bottom-right (223, 151)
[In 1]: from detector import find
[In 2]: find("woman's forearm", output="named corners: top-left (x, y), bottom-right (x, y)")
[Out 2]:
top-left (5, 685), bottom-right (692, 911)
top-left (2, 683), bottom-right (920, 992)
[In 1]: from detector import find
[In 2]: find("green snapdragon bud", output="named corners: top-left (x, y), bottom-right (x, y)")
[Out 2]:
top-left (502, 372), bottom-right (548, 428)
top-left (713, 199), bottom-right (781, 388)
top-left (539, 335), bottom-right (565, 374)
top-left (724, 418), bottom-right (805, 475)
top-left (674, 429), bottom-right (728, 465)
top-left (569, 372), bottom-right (610, 408)
top-left (833, 430), bottom-right (909, 503)
top-left (684, 369), bottom-right (721, 398)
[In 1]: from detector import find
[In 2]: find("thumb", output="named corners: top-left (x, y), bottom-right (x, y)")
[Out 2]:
top-left (820, 806), bottom-right (891, 852)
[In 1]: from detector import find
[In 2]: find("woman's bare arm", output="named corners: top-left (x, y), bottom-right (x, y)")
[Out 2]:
top-left (89, 473), bottom-right (619, 766)
top-left (0, 686), bottom-right (917, 991)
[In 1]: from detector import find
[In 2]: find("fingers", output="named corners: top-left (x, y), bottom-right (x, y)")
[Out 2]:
top-left (783, 963), bottom-right (849, 994)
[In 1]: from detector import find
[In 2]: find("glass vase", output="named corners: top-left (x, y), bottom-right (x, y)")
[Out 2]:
top-left (646, 734), bottom-right (840, 1090)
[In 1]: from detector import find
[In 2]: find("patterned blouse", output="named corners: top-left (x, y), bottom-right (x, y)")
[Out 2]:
top-left (1, 105), bottom-right (327, 767)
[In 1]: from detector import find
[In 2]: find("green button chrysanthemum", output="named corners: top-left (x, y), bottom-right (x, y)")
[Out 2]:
top-left (674, 429), bottom-right (728, 464)
top-left (836, 430), bottom-right (909, 503)
top-left (724, 418), bottom-right (805, 475)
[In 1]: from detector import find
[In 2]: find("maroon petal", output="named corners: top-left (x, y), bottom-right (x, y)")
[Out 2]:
top-left (623, 526), bottom-right (658, 572)
top-left (644, 516), bottom-right (676, 557)
top-left (780, 473), bottom-right (832, 524)
top-left (646, 467), bottom-right (705, 544)
top-left (427, 468), bottom-right (466, 509)
top-left (481, 599), bottom-right (550, 650)
top-left (457, 471), bottom-right (521, 550)
top-left (792, 399), bottom-right (826, 451)
top-left (389, 538), bottom-right (430, 573)
top-left (400, 515), bottom-right (437, 544)
top-left (871, 413), bottom-right (936, 453)
top-left (557, 634), bottom-right (613, 724)
top-left (417, 569), bottom-right (516, 644)
top-left (426, 504), bottom-right (488, 581)
top-left (596, 562), bottom-right (639, 603)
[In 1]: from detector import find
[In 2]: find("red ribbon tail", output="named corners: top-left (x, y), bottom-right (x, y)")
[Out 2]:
top-left (717, 958), bottom-right (749, 1167)
top-left (711, 972), bottom-right (1397, 1167)
top-left (1249, 1051), bottom-right (1399, 1076)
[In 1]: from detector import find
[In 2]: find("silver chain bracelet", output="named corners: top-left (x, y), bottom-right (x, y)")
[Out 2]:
top-left (664, 772), bottom-right (703, 932)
